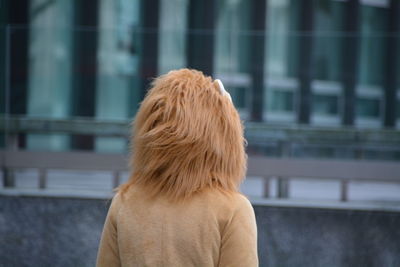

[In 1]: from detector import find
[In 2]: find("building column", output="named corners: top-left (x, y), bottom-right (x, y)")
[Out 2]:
top-left (297, 0), bottom-right (314, 124)
top-left (0, 0), bottom-right (8, 117)
top-left (7, 0), bottom-right (29, 118)
top-left (186, 0), bottom-right (215, 76)
top-left (3, 0), bottom-right (29, 149)
top-left (342, 0), bottom-right (360, 126)
top-left (1, 1), bottom-right (9, 149)
top-left (27, 0), bottom-right (74, 151)
top-left (383, 0), bottom-right (400, 128)
top-left (249, 0), bottom-right (267, 122)
top-left (70, 0), bottom-right (99, 151)
top-left (138, 0), bottom-right (160, 101)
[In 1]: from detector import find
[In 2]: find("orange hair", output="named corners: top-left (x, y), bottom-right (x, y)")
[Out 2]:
top-left (119, 69), bottom-right (247, 201)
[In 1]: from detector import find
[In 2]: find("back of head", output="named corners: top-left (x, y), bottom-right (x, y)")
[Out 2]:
top-left (120, 69), bottom-right (247, 201)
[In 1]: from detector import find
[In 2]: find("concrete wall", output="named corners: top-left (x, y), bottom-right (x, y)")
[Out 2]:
top-left (255, 205), bottom-right (400, 267)
top-left (0, 196), bottom-right (108, 267)
top-left (1, 195), bottom-right (399, 267)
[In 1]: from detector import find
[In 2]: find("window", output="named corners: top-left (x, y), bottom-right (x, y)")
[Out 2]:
top-left (313, 0), bottom-right (345, 82)
top-left (95, 0), bottom-right (141, 152)
top-left (268, 90), bottom-right (294, 112)
top-left (310, 0), bottom-right (345, 126)
top-left (396, 98), bottom-right (400, 119)
top-left (356, 2), bottom-right (388, 127)
top-left (396, 91), bottom-right (400, 124)
top-left (214, 0), bottom-right (252, 117)
top-left (215, 73), bottom-right (251, 118)
top-left (27, 0), bottom-right (75, 151)
top-left (358, 4), bottom-right (388, 87)
top-left (265, 0), bottom-right (299, 122)
top-left (158, 0), bottom-right (188, 74)
top-left (397, 28), bottom-right (400, 128)
top-left (265, 0), bottom-right (298, 79)
top-left (356, 98), bottom-right (380, 118)
top-left (313, 95), bottom-right (339, 116)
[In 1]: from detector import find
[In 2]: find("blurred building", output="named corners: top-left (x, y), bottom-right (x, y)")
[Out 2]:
top-left (0, 0), bottom-right (399, 153)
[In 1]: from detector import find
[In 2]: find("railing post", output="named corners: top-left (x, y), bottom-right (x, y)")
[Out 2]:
top-left (3, 134), bottom-right (19, 188)
top-left (3, 168), bottom-right (15, 187)
top-left (340, 180), bottom-right (349, 202)
top-left (280, 141), bottom-right (292, 157)
top-left (113, 171), bottom-right (121, 189)
top-left (277, 177), bottom-right (289, 198)
top-left (38, 168), bottom-right (47, 189)
top-left (263, 177), bottom-right (270, 198)
top-left (6, 133), bottom-right (19, 150)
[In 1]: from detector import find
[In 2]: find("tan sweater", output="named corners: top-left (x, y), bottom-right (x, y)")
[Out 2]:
top-left (96, 187), bottom-right (258, 267)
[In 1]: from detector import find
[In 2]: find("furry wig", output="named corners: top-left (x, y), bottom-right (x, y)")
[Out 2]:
top-left (120, 69), bottom-right (247, 201)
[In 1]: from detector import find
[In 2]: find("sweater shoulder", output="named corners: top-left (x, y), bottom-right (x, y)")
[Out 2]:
top-left (205, 190), bottom-right (253, 218)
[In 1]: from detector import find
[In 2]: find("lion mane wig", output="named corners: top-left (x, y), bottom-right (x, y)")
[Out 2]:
top-left (120, 69), bottom-right (247, 201)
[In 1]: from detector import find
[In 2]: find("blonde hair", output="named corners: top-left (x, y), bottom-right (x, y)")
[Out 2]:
top-left (119, 69), bottom-right (247, 201)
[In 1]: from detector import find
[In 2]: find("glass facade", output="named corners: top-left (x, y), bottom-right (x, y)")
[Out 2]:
top-left (356, 1), bottom-right (389, 127)
top-left (265, 0), bottom-right (299, 122)
top-left (95, 0), bottom-right (140, 152)
top-left (1, 0), bottom-right (399, 152)
top-left (158, 0), bottom-right (188, 74)
top-left (311, 0), bottom-right (345, 125)
top-left (214, 0), bottom-right (252, 118)
top-left (27, 0), bottom-right (74, 151)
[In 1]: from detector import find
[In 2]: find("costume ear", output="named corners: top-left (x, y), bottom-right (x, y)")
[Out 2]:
top-left (215, 79), bottom-right (232, 102)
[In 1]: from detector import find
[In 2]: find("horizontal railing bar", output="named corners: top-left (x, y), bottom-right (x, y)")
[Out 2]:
top-left (1, 116), bottom-right (400, 144)
top-left (250, 175), bottom-right (400, 184)
top-left (0, 151), bottom-right (128, 171)
top-left (1, 151), bottom-right (399, 183)
top-left (0, 116), bottom-right (130, 137)
top-left (247, 157), bottom-right (400, 182)
top-left (340, 180), bottom-right (349, 202)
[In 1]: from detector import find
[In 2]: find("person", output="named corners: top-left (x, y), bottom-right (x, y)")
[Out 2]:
top-left (96, 69), bottom-right (258, 267)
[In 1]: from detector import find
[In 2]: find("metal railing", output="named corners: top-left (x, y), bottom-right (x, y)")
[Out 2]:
top-left (2, 115), bottom-right (400, 158)
top-left (1, 116), bottom-right (400, 202)
top-left (247, 157), bottom-right (400, 201)
top-left (1, 150), bottom-right (400, 202)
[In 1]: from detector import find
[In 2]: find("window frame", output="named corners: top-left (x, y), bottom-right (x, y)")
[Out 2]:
top-left (310, 80), bottom-right (342, 126)
top-left (264, 77), bottom-right (298, 123)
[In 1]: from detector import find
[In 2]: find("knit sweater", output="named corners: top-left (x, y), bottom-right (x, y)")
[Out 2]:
top-left (96, 187), bottom-right (258, 267)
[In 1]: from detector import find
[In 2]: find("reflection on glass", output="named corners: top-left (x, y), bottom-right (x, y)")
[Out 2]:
top-left (27, 0), bottom-right (74, 151)
top-left (266, 0), bottom-right (298, 78)
top-left (396, 99), bottom-right (400, 119)
top-left (356, 98), bottom-right (380, 118)
top-left (95, 0), bottom-right (141, 153)
top-left (313, 0), bottom-right (345, 82)
top-left (229, 86), bottom-right (247, 109)
top-left (215, 0), bottom-right (250, 74)
top-left (2, 0), bottom-right (400, 154)
top-left (356, 3), bottom-right (388, 125)
top-left (358, 4), bottom-right (388, 87)
top-left (158, 0), bottom-right (188, 74)
top-left (313, 95), bottom-right (338, 115)
top-left (268, 90), bottom-right (294, 112)
top-left (214, 0), bottom-right (251, 116)
top-left (265, 0), bottom-right (298, 121)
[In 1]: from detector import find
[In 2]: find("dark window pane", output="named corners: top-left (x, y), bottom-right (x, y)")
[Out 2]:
top-left (268, 90), bottom-right (294, 112)
top-left (397, 99), bottom-right (400, 118)
top-left (266, 0), bottom-right (300, 78)
top-left (313, 94), bottom-right (338, 115)
top-left (229, 86), bottom-right (247, 109)
top-left (313, 0), bottom-right (345, 81)
top-left (358, 5), bottom-right (388, 87)
top-left (356, 98), bottom-right (380, 117)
